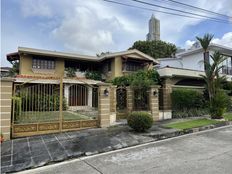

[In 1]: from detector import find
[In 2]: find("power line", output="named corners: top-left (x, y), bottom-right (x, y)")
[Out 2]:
top-left (102, 0), bottom-right (229, 24)
top-left (131, 0), bottom-right (229, 23)
top-left (163, 0), bottom-right (232, 19)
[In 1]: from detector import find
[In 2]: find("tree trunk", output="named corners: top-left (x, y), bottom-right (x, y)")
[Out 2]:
top-left (204, 51), bottom-right (210, 71)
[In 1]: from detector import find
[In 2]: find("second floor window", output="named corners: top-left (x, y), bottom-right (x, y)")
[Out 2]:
top-left (124, 61), bottom-right (143, 71)
top-left (32, 58), bottom-right (55, 69)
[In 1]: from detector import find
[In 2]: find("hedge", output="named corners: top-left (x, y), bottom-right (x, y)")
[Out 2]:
top-left (171, 89), bottom-right (208, 118)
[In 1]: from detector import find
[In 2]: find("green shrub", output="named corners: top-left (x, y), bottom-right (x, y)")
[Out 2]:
top-left (65, 67), bottom-right (76, 77)
top-left (111, 69), bottom-right (160, 87)
top-left (210, 91), bottom-right (229, 119)
top-left (171, 89), bottom-right (206, 111)
top-left (223, 82), bottom-right (232, 96)
top-left (85, 71), bottom-right (102, 81)
top-left (127, 112), bottom-right (153, 132)
top-left (112, 76), bottom-right (130, 86)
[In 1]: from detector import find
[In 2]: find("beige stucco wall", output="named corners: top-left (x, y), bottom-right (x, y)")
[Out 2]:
top-left (19, 54), bottom-right (65, 77)
top-left (0, 79), bottom-right (14, 140)
top-left (114, 56), bottom-right (123, 78)
top-left (104, 56), bottom-right (123, 81)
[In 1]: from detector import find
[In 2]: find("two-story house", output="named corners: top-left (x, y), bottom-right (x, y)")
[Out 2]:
top-left (7, 47), bottom-right (158, 110)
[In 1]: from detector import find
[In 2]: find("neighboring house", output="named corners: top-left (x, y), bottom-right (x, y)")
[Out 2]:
top-left (7, 47), bottom-right (158, 109)
top-left (158, 43), bottom-right (232, 82)
top-left (156, 43), bottom-right (232, 116)
top-left (158, 44), bottom-right (232, 86)
top-left (0, 67), bottom-right (11, 77)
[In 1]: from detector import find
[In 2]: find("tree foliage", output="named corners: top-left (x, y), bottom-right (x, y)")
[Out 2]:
top-left (130, 40), bottom-right (177, 59)
top-left (111, 69), bottom-right (160, 89)
top-left (196, 33), bottom-right (214, 51)
top-left (85, 71), bottom-right (102, 81)
top-left (8, 61), bottom-right (19, 77)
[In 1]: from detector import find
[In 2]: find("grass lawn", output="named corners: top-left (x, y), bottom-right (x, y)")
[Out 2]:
top-left (165, 118), bottom-right (221, 130)
top-left (15, 111), bottom-right (96, 124)
top-left (224, 113), bottom-right (232, 121)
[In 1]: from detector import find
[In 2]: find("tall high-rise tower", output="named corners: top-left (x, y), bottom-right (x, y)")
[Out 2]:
top-left (146, 14), bottom-right (160, 41)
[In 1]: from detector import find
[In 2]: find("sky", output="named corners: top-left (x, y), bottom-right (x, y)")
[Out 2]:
top-left (1, 0), bottom-right (232, 66)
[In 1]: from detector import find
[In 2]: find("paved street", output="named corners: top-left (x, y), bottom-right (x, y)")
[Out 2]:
top-left (18, 126), bottom-right (232, 174)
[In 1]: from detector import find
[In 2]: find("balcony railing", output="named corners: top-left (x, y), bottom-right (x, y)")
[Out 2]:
top-left (222, 66), bottom-right (232, 75)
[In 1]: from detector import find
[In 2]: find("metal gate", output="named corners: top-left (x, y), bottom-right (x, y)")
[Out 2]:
top-left (116, 86), bottom-right (127, 119)
top-left (133, 88), bottom-right (149, 111)
top-left (11, 81), bottom-right (99, 138)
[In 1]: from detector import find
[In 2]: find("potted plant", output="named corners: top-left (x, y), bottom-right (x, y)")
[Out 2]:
top-left (0, 133), bottom-right (4, 143)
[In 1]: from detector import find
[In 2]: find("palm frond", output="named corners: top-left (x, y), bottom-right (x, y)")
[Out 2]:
top-left (196, 33), bottom-right (214, 51)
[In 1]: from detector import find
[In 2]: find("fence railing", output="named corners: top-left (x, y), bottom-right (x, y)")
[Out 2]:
top-left (12, 79), bottom-right (99, 137)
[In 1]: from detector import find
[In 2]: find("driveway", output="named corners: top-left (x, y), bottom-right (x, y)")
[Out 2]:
top-left (18, 126), bottom-right (232, 174)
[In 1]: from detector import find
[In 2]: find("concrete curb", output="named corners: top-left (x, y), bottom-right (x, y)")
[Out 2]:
top-left (146, 121), bottom-right (232, 141)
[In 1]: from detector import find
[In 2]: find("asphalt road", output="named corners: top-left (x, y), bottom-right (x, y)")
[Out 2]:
top-left (18, 126), bottom-right (232, 174)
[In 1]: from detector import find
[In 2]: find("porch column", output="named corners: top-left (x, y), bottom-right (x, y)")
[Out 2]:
top-left (64, 84), bottom-right (70, 106)
top-left (149, 86), bottom-right (159, 121)
top-left (88, 86), bottom-right (93, 107)
top-left (98, 83), bottom-right (111, 128)
top-left (126, 86), bottom-right (133, 113)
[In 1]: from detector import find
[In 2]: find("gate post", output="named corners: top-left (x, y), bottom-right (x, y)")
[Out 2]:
top-left (110, 85), bottom-right (116, 113)
top-left (0, 78), bottom-right (14, 140)
top-left (59, 77), bottom-right (63, 131)
top-left (149, 85), bottom-right (159, 121)
top-left (98, 83), bottom-right (111, 128)
top-left (126, 86), bottom-right (133, 113)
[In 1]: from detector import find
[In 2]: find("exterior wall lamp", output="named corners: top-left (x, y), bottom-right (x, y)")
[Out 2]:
top-left (104, 88), bottom-right (109, 96)
top-left (153, 90), bottom-right (158, 97)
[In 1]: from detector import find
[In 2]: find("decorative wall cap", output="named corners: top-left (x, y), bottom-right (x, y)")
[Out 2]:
top-left (97, 82), bottom-right (111, 86)
top-left (0, 77), bottom-right (15, 82)
top-left (150, 85), bottom-right (161, 88)
top-left (16, 74), bottom-right (60, 79)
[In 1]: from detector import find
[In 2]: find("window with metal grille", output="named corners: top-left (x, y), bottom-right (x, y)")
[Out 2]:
top-left (32, 58), bottom-right (55, 69)
top-left (124, 61), bottom-right (143, 71)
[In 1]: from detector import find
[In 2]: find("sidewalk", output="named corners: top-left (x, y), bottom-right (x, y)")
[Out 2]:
top-left (1, 119), bottom-right (230, 173)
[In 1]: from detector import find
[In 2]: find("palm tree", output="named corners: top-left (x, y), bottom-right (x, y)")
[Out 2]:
top-left (201, 51), bottom-right (227, 118)
top-left (196, 33), bottom-right (214, 70)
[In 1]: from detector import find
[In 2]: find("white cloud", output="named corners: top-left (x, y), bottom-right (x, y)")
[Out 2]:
top-left (185, 40), bottom-right (195, 49)
top-left (51, 0), bottom-right (145, 54)
top-left (2, 0), bottom-right (232, 68)
top-left (20, 0), bottom-right (53, 17)
top-left (51, 5), bottom-right (114, 54)
top-left (18, 0), bottom-right (232, 53)
top-left (183, 32), bottom-right (232, 49)
top-left (212, 32), bottom-right (232, 47)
